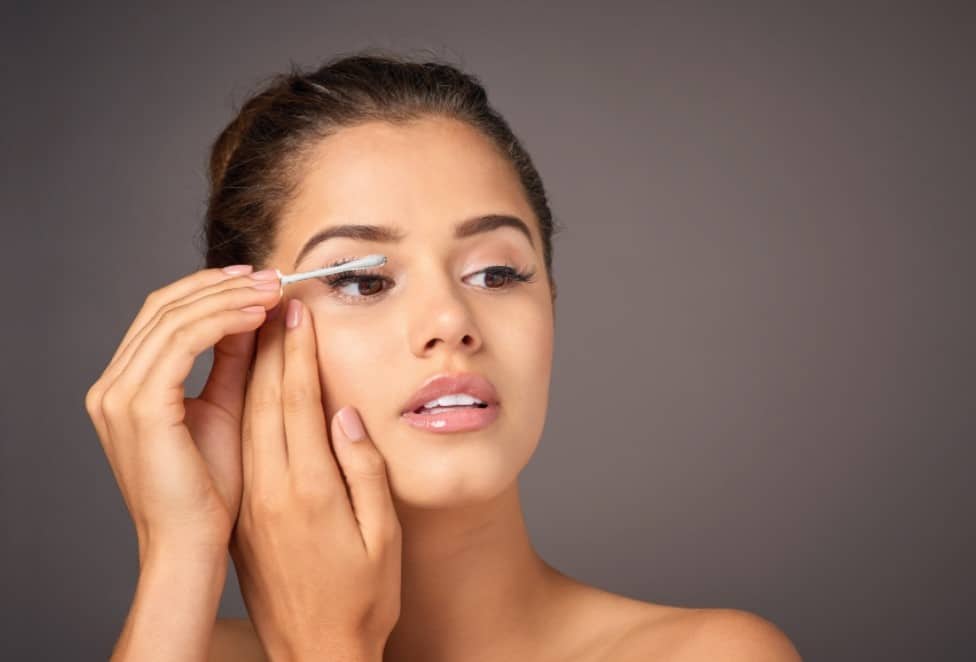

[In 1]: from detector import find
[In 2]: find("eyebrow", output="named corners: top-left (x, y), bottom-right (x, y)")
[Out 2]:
top-left (293, 214), bottom-right (535, 270)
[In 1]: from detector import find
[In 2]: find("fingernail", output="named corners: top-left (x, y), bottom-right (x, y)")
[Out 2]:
top-left (337, 406), bottom-right (365, 442)
top-left (222, 264), bottom-right (253, 275)
top-left (249, 269), bottom-right (278, 281)
top-left (286, 299), bottom-right (302, 329)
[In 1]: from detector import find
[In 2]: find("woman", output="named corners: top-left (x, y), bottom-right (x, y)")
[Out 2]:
top-left (85, 51), bottom-right (801, 661)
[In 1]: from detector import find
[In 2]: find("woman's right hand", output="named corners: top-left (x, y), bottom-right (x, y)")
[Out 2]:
top-left (84, 265), bottom-right (284, 557)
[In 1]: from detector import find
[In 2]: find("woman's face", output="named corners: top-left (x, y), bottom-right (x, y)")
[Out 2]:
top-left (264, 116), bottom-right (554, 509)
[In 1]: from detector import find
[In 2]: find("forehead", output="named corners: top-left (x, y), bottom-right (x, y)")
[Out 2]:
top-left (276, 116), bottom-right (538, 254)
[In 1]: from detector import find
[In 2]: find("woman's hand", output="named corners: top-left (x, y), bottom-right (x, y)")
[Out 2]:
top-left (84, 265), bottom-right (283, 557)
top-left (230, 297), bottom-right (402, 662)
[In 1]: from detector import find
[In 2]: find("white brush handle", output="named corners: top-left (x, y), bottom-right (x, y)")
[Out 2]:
top-left (274, 254), bottom-right (387, 286)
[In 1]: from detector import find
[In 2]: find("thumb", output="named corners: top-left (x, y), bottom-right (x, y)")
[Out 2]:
top-left (331, 406), bottom-right (400, 557)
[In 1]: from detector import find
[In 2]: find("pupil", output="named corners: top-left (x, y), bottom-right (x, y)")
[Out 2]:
top-left (359, 278), bottom-right (382, 295)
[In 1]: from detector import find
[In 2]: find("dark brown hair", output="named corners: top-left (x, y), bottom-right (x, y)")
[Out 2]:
top-left (198, 49), bottom-right (561, 299)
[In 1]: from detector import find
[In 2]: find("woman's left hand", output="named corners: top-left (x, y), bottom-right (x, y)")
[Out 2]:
top-left (230, 297), bottom-right (402, 662)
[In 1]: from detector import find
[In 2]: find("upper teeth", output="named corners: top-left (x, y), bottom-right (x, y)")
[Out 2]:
top-left (422, 393), bottom-right (485, 408)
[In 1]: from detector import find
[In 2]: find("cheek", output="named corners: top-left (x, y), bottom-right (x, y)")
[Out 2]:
top-left (491, 296), bottom-right (554, 383)
top-left (311, 322), bottom-right (398, 423)
top-left (513, 301), bottom-right (555, 444)
top-left (478, 298), bottom-right (554, 435)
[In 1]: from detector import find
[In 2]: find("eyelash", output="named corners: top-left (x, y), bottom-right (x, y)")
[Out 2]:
top-left (317, 258), bottom-right (537, 304)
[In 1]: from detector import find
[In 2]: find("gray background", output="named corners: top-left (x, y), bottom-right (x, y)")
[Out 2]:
top-left (3, 1), bottom-right (973, 660)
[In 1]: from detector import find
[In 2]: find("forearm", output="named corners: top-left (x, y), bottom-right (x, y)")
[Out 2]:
top-left (110, 545), bottom-right (228, 662)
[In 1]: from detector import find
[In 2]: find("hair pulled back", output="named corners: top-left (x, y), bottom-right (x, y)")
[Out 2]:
top-left (199, 49), bottom-right (561, 295)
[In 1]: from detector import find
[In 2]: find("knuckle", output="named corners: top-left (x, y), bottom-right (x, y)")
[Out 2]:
top-left (147, 303), bottom-right (167, 327)
top-left (281, 384), bottom-right (315, 412)
top-left (100, 387), bottom-right (128, 419)
top-left (354, 449), bottom-right (387, 477)
top-left (291, 477), bottom-right (332, 505)
top-left (156, 300), bottom-right (178, 320)
top-left (168, 320), bottom-right (191, 347)
top-left (250, 490), bottom-right (284, 519)
top-left (249, 387), bottom-right (281, 413)
top-left (144, 288), bottom-right (164, 308)
top-left (84, 384), bottom-right (103, 417)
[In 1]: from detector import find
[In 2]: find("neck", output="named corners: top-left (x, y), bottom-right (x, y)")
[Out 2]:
top-left (384, 480), bottom-right (565, 662)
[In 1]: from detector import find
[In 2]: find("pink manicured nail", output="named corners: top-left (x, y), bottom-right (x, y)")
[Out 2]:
top-left (337, 406), bottom-right (365, 442)
top-left (249, 269), bottom-right (278, 281)
top-left (222, 264), bottom-right (253, 275)
top-left (286, 299), bottom-right (302, 328)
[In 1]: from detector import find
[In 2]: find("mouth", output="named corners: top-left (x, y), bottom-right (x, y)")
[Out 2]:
top-left (400, 401), bottom-right (500, 433)
top-left (399, 372), bottom-right (501, 433)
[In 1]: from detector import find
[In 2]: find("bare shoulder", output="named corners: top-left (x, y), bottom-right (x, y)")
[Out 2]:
top-left (601, 605), bottom-right (803, 662)
top-left (209, 618), bottom-right (268, 662)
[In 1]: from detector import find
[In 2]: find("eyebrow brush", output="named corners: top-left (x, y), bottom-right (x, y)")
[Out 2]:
top-left (270, 253), bottom-right (387, 296)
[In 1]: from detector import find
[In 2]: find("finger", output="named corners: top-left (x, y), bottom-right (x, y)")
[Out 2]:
top-left (109, 265), bottom-right (255, 365)
top-left (99, 270), bottom-right (279, 395)
top-left (110, 283), bottom-right (281, 409)
top-left (98, 288), bottom-right (270, 513)
top-left (197, 326), bottom-right (258, 423)
top-left (281, 298), bottom-right (345, 488)
top-left (331, 406), bottom-right (400, 558)
top-left (193, 326), bottom-right (257, 509)
top-left (242, 298), bottom-right (288, 493)
top-left (87, 268), bottom-right (267, 441)
top-left (240, 307), bottom-right (282, 501)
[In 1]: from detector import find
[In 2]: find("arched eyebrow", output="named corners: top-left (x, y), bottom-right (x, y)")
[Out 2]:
top-left (292, 214), bottom-right (535, 269)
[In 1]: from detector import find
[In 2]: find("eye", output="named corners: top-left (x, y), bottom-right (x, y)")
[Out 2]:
top-left (319, 264), bottom-right (537, 304)
top-left (466, 266), bottom-right (537, 290)
top-left (321, 269), bottom-right (392, 302)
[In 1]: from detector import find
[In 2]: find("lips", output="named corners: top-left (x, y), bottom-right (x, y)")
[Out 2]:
top-left (400, 372), bottom-right (500, 415)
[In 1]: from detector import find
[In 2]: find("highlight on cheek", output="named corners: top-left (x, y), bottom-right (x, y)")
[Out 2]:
top-left (313, 255), bottom-right (539, 304)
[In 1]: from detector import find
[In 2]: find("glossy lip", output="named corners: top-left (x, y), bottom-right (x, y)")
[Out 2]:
top-left (400, 403), bottom-right (500, 433)
top-left (399, 372), bottom-right (500, 416)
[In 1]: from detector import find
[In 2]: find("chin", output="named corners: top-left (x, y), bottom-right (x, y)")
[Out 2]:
top-left (381, 420), bottom-right (540, 510)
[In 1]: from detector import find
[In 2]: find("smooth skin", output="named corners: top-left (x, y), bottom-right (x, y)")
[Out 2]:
top-left (86, 269), bottom-right (289, 660)
top-left (87, 265), bottom-right (399, 661)
top-left (214, 116), bottom-right (801, 661)
top-left (87, 114), bottom-right (801, 662)
top-left (229, 298), bottom-right (400, 661)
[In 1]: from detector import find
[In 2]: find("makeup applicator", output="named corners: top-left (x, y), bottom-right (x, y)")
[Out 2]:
top-left (270, 254), bottom-right (387, 297)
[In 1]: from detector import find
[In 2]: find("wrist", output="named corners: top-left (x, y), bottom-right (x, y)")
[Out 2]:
top-left (138, 533), bottom-right (229, 569)
top-left (139, 544), bottom-right (228, 589)
top-left (114, 544), bottom-right (229, 661)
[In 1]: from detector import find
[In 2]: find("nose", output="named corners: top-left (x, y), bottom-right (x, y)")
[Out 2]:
top-left (407, 269), bottom-right (483, 358)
